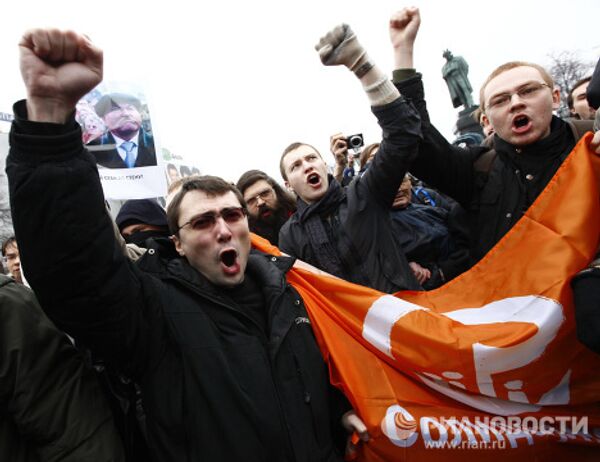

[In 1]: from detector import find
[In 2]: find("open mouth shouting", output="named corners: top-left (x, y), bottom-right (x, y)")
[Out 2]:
top-left (219, 248), bottom-right (241, 275)
top-left (306, 172), bottom-right (321, 188)
top-left (512, 114), bottom-right (532, 134)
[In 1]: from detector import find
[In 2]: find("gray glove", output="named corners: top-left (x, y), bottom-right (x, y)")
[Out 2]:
top-left (315, 24), bottom-right (373, 78)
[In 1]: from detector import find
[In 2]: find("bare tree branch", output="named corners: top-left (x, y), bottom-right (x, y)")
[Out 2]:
top-left (546, 51), bottom-right (594, 118)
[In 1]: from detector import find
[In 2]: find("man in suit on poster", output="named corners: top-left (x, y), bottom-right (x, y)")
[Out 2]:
top-left (89, 93), bottom-right (157, 169)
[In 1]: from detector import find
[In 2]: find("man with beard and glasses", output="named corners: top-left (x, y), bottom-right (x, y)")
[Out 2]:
top-left (88, 93), bottom-right (157, 169)
top-left (236, 169), bottom-right (296, 246)
top-left (8, 27), bottom-right (369, 462)
top-left (278, 24), bottom-right (423, 293)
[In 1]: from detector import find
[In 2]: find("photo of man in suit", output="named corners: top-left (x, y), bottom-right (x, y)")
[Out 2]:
top-left (88, 93), bottom-right (157, 169)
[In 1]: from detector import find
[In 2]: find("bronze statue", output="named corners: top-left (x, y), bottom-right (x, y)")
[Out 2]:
top-left (442, 50), bottom-right (474, 109)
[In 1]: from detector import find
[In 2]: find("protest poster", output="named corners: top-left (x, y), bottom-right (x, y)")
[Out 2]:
top-left (77, 82), bottom-right (167, 200)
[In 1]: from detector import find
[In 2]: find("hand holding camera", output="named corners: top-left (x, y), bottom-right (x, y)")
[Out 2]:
top-left (330, 132), bottom-right (348, 166)
top-left (345, 133), bottom-right (364, 151)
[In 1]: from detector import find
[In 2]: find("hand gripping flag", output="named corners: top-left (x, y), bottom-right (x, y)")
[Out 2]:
top-left (252, 134), bottom-right (600, 461)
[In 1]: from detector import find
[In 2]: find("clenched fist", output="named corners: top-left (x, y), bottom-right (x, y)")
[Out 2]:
top-left (19, 28), bottom-right (103, 123)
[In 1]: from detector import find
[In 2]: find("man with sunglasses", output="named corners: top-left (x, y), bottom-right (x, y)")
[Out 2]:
top-left (8, 28), bottom-right (368, 462)
top-left (389, 7), bottom-right (600, 265)
top-left (236, 169), bottom-right (296, 246)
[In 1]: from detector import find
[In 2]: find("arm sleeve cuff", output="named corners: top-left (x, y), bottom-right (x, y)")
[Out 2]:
top-left (392, 68), bottom-right (418, 84)
top-left (10, 100), bottom-right (85, 163)
top-left (12, 100), bottom-right (79, 136)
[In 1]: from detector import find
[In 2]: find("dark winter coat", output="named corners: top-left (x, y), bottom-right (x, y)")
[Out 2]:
top-left (393, 72), bottom-right (593, 264)
top-left (0, 276), bottom-right (125, 462)
top-left (391, 202), bottom-right (470, 289)
top-left (279, 97), bottom-right (422, 293)
top-left (7, 101), bottom-right (347, 462)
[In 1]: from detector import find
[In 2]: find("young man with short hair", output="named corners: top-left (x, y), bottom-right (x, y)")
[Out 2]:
top-left (568, 76), bottom-right (596, 121)
top-left (1, 237), bottom-right (22, 284)
top-left (278, 25), bottom-right (423, 293)
top-left (389, 6), bottom-right (599, 264)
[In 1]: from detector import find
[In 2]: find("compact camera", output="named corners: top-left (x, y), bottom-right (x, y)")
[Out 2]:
top-left (345, 133), bottom-right (364, 150)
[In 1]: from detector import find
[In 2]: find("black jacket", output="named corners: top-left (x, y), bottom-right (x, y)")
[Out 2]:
top-left (279, 97), bottom-right (422, 293)
top-left (0, 276), bottom-right (125, 462)
top-left (391, 202), bottom-right (470, 289)
top-left (88, 129), bottom-right (157, 169)
top-left (393, 72), bottom-right (591, 264)
top-left (7, 101), bottom-right (347, 462)
top-left (588, 56), bottom-right (600, 110)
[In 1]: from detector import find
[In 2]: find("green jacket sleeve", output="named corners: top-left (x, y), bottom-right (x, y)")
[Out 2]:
top-left (0, 276), bottom-right (125, 462)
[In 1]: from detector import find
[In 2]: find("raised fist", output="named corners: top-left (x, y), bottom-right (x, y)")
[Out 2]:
top-left (389, 7), bottom-right (421, 51)
top-left (19, 28), bottom-right (103, 123)
top-left (314, 24), bottom-right (372, 77)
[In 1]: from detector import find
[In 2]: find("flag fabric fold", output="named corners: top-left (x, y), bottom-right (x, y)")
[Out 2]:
top-left (252, 134), bottom-right (600, 460)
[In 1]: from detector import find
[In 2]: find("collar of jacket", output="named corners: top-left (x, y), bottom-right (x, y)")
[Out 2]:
top-left (135, 239), bottom-right (301, 355)
top-left (0, 275), bottom-right (13, 289)
top-left (295, 175), bottom-right (345, 222)
top-left (137, 238), bottom-right (295, 297)
top-left (493, 116), bottom-right (573, 171)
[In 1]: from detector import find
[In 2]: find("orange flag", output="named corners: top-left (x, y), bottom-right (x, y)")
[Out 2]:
top-left (252, 134), bottom-right (600, 460)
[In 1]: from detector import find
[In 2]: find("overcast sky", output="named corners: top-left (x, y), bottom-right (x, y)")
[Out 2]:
top-left (1, 0), bottom-right (598, 185)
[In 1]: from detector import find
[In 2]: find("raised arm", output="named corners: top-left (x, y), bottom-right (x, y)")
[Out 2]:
top-left (390, 6), bottom-right (420, 70)
top-left (389, 8), bottom-right (482, 207)
top-left (8, 29), bottom-right (158, 374)
top-left (316, 23), bottom-right (422, 207)
top-left (19, 28), bottom-right (103, 123)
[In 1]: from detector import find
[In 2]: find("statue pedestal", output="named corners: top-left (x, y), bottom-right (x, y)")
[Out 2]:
top-left (455, 106), bottom-right (482, 135)
top-left (452, 105), bottom-right (484, 147)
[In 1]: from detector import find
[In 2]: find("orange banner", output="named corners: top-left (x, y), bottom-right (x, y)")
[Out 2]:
top-left (252, 134), bottom-right (600, 460)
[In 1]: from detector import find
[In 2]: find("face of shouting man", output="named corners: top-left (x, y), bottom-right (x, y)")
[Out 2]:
top-left (281, 144), bottom-right (329, 204)
top-left (173, 190), bottom-right (251, 287)
top-left (482, 65), bottom-right (560, 147)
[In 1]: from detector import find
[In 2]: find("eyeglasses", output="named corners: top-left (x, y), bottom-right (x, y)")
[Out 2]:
top-left (486, 82), bottom-right (551, 111)
top-left (245, 188), bottom-right (274, 209)
top-left (177, 207), bottom-right (247, 232)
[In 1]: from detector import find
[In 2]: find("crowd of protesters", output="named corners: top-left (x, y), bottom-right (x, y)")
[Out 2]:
top-left (2, 6), bottom-right (600, 462)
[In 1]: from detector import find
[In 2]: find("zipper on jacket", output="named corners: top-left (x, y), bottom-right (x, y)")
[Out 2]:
top-left (171, 277), bottom-right (268, 335)
top-left (170, 274), bottom-right (298, 461)
top-left (293, 353), bottom-right (324, 446)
